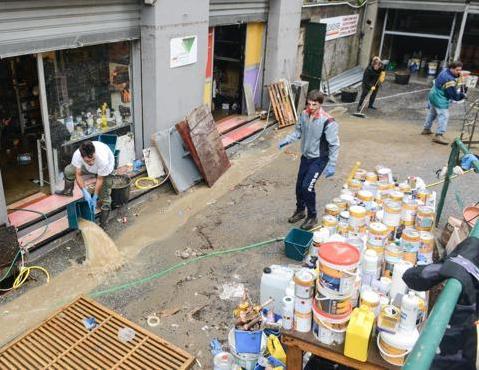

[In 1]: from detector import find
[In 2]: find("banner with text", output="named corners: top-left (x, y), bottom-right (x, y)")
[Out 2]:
top-left (320, 14), bottom-right (359, 41)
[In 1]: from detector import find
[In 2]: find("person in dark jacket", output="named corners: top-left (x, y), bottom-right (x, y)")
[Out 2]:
top-left (357, 56), bottom-right (385, 112)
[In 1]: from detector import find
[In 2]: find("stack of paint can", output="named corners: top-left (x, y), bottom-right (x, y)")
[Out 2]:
top-left (312, 242), bottom-right (359, 345)
top-left (292, 269), bottom-right (315, 333)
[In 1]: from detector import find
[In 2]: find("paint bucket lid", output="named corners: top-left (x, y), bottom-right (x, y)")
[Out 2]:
top-left (361, 289), bottom-right (380, 305)
top-left (380, 328), bottom-right (419, 350)
top-left (319, 242), bottom-right (360, 266)
top-left (293, 269), bottom-right (315, 286)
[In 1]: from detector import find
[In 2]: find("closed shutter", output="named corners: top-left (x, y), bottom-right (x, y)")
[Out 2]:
top-left (378, 0), bottom-right (466, 12)
top-left (210, 0), bottom-right (269, 27)
top-left (301, 22), bottom-right (326, 91)
top-left (0, 0), bottom-right (141, 58)
top-left (470, 1), bottom-right (479, 13)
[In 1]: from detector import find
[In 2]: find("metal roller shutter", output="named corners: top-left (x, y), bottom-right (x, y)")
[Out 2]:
top-left (0, 0), bottom-right (141, 58)
top-left (210, 0), bottom-right (269, 27)
top-left (378, 0), bottom-right (466, 12)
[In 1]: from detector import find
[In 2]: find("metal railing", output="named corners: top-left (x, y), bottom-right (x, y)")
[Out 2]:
top-left (403, 138), bottom-right (479, 369)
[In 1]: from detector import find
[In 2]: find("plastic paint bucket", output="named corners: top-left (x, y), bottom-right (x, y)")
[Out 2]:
top-left (293, 269), bottom-right (316, 299)
top-left (315, 285), bottom-right (352, 316)
top-left (367, 222), bottom-right (389, 247)
top-left (312, 302), bottom-right (351, 345)
top-left (415, 206), bottom-right (435, 231)
top-left (228, 329), bottom-right (264, 370)
top-left (383, 200), bottom-right (402, 227)
top-left (401, 228), bottom-right (420, 265)
top-left (401, 199), bottom-right (418, 226)
top-left (318, 242), bottom-right (360, 295)
top-left (378, 329), bottom-right (419, 366)
top-left (383, 243), bottom-right (403, 278)
top-left (322, 215), bottom-right (338, 236)
top-left (349, 205), bottom-right (367, 230)
top-left (295, 296), bottom-right (313, 314)
top-left (377, 168), bottom-right (393, 184)
top-left (325, 203), bottom-right (341, 217)
top-left (418, 231), bottom-right (434, 264)
top-left (427, 62), bottom-right (438, 76)
top-left (294, 311), bottom-right (312, 333)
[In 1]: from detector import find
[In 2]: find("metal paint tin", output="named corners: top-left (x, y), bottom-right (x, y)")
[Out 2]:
top-left (293, 311), bottom-right (312, 333)
top-left (293, 269), bottom-right (316, 299)
top-left (415, 206), bottom-right (435, 231)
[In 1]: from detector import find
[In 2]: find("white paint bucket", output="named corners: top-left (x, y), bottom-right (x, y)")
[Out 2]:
top-left (315, 285), bottom-right (352, 316)
top-left (294, 311), bottom-right (312, 333)
top-left (312, 302), bottom-right (351, 345)
top-left (377, 329), bottom-right (419, 366)
top-left (383, 200), bottom-right (401, 227)
top-left (367, 222), bottom-right (389, 247)
top-left (377, 167), bottom-right (392, 184)
top-left (349, 205), bottom-right (367, 231)
top-left (295, 296), bottom-right (313, 314)
top-left (401, 199), bottom-right (418, 226)
top-left (228, 328), bottom-right (265, 370)
top-left (293, 269), bottom-right (315, 299)
top-left (427, 62), bottom-right (438, 76)
top-left (322, 215), bottom-right (338, 236)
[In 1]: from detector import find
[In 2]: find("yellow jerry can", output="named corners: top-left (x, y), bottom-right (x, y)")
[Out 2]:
top-left (344, 304), bottom-right (375, 362)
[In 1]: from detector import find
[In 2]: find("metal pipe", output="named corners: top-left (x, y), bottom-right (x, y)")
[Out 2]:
top-left (378, 8), bottom-right (388, 58)
top-left (444, 13), bottom-right (457, 64)
top-left (435, 141), bottom-right (458, 226)
top-left (383, 30), bottom-right (450, 40)
top-left (303, 0), bottom-right (375, 9)
top-left (36, 53), bottom-right (56, 195)
top-left (454, 5), bottom-right (469, 61)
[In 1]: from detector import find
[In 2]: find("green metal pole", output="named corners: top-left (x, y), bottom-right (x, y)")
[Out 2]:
top-left (435, 142), bottom-right (459, 226)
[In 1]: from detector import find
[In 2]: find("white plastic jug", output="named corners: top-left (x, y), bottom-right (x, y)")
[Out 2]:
top-left (260, 265), bottom-right (294, 313)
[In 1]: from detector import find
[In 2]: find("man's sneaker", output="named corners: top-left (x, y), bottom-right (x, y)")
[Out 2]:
top-left (421, 128), bottom-right (433, 135)
top-left (288, 209), bottom-right (306, 223)
top-left (300, 216), bottom-right (318, 230)
top-left (432, 134), bottom-right (449, 145)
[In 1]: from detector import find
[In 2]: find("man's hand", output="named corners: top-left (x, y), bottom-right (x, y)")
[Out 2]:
top-left (325, 164), bottom-right (336, 178)
top-left (81, 188), bottom-right (92, 202)
top-left (90, 194), bottom-right (98, 211)
top-left (379, 71), bottom-right (386, 84)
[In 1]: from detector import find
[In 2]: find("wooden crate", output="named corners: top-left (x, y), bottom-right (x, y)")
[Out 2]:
top-left (0, 296), bottom-right (195, 370)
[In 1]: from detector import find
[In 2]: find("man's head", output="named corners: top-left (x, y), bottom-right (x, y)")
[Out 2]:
top-left (306, 90), bottom-right (324, 114)
top-left (371, 56), bottom-right (382, 71)
top-left (79, 141), bottom-right (96, 166)
top-left (448, 61), bottom-right (463, 77)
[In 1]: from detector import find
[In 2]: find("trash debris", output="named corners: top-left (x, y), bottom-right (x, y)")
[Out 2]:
top-left (116, 216), bottom-right (128, 224)
top-left (175, 247), bottom-right (206, 259)
top-left (219, 282), bottom-right (245, 300)
top-left (82, 317), bottom-right (97, 331)
top-left (117, 327), bottom-right (136, 343)
top-left (147, 314), bottom-right (160, 327)
top-left (210, 338), bottom-right (223, 356)
top-left (201, 325), bottom-right (209, 331)
top-left (159, 306), bottom-right (182, 318)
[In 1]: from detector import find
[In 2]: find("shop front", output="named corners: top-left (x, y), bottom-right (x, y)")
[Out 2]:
top-left (0, 1), bottom-right (141, 219)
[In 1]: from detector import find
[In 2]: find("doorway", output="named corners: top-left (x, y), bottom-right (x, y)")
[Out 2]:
top-left (212, 24), bottom-right (247, 121)
top-left (0, 55), bottom-right (49, 205)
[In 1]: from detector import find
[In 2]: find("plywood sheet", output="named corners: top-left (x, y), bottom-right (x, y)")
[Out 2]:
top-left (143, 147), bottom-right (165, 179)
top-left (180, 105), bottom-right (231, 187)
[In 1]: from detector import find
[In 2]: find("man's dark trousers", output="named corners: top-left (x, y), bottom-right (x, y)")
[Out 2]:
top-left (296, 155), bottom-right (329, 217)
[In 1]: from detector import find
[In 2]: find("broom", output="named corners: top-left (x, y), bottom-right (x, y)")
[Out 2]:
top-left (352, 78), bottom-right (382, 119)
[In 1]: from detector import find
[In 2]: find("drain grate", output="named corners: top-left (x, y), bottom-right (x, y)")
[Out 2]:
top-left (0, 296), bottom-right (195, 370)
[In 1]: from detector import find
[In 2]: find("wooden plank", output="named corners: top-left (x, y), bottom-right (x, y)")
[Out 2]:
top-left (216, 115), bottom-right (251, 135)
top-left (286, 344), bottom-right (303, 370)
top-left (182, 105), bottom-right (231, 187)
top-left (221, 119), bottom-right (266, 148)
top-left (268, 83), bottom-right (285, 127)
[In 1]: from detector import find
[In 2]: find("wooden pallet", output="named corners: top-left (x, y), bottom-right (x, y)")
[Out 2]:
top-left (268, 80), bottom-right (297, 128)
top-left (0, 296), bottom-right (195, 370)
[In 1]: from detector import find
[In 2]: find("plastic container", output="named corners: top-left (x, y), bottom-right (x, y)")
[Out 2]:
top-left (349, 205), bottom-right (367, 230)
top-left (333, 197), bottom-right (347, 211)
top-left (394, 71), bottom-right (411, 85)
top-left (312, 301), bottom-right (351, 345)
top-left (383, 243), bottom-right (403, 278)
top-left (294, 311), bottom-right (312, 333)
top-left (325, 203), bottom-right (341, 217)
top-left (294, 269), bottom-right (315, 299)
top-left (260, 265), bottom-right (294, 313)
top-left (315, 285), bottom-right (352, 316)
top-left (390, 261), bottom-right (413, 302)
top-left (340, 88), bottom-right (358, 103)
top-left (418, 231), bottom-right (434, 264)
top-left (322, 215), bottom-right (338, 235)
top-left (67, 200), bottom-right (95, 230)
top-left (358, 190), bottom-right (373, 203)
top-left (228, 329), bottom-right (265, 370)
top-left (361, 249), bottom-right (379, 287)
top-left (389, 191), bottom-right (404, 203)
top-left (401, 199), bottom-right (418, 226)
top-left (415, 206), bottom-right (435, 231)
top-left (377, 305), bottom-right (400, 334)
top-left (378, 328), bottom-right (419, 366)
top-left (282, 296), bottom-right (294, 330)
top-left (401, 228), bottom-right (420, 265)
top-left (360, 290), bottom-right (380, 316)
top-left (318, 242), bottom-right (360, 296)
top-left (312, 228), bottom-right (329, 257)
top-left (284, 228), bottom-right (313, 261)
top-left (214, 352), bottom-right (234, 370)
top-left (98, 134), bottom-right (118, 154)
top-left (367, 222), bottom-right (389, 247)
top-left (344, 305), bottom-right (375, 361)
top-left (234, 330), bottom-right (263, 354)
top-left (383, 200), bottom-right (402, 227)
top-left (399, 292), bottom-right (419, 332)
top-left (111, 175), bottom-right (131, 208)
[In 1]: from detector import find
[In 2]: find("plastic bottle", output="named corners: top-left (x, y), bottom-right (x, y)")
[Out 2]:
top-left (361, 249), bottom-right (379, 287)
top-left (260, 265), bottom-right (294, 313)
top-left (399, 291), bottom-right (419, 332)
top-left (344, 305), bottom-right (375, 362)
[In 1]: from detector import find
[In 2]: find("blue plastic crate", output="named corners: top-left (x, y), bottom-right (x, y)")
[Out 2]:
top-left (98, 134), bottom-right (117, 154)
top-left (67, 200), bottom-right (95, 230)
top-left (284, 228), bottom-right (313, 261)
top-left (234, 329), bottom-right (262, 354)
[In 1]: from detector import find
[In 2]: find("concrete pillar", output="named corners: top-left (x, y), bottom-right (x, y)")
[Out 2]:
top-left (140, 0), bottom-right (209, 144)
top-left (263, 0), bottom-right (303, 106)
top-left (359, 1), bottom-right (379, 67)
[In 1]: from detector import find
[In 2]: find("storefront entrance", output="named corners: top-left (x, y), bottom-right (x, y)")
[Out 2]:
top-left (0, 55), bottom-right (49, 205)
top-left (212, 24), bottom-right (247, 120)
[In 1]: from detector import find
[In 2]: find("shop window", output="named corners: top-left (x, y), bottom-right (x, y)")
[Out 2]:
top-left (43, 41), bottom-right (133, 168)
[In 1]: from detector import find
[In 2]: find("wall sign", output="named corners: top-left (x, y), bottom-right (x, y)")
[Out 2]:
top-left (320, 14), bottom-right (359, 41)
top-left (170, 35), bottom-right (198, 68)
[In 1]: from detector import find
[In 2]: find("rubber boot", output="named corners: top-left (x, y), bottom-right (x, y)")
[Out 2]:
top-left (432, 134), bottom-right (449, 145)
top-left (100, 206), bottom-right (110, 229)
top-left (55, 179), bottom-right (75, 197)
top-left (300, 216), bottom-right (318, 230)
top-left (288, 209), bottom-right (306, 223)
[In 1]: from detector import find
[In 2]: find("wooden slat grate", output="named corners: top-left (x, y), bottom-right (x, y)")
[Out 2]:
top-left (0, 296), bottom-right (195, 370)
top-left (268, 80), bottom-right (297, 129)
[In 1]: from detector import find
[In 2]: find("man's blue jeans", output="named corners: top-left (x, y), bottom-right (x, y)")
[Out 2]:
top-left (424, 104), bottom-right (449, 135)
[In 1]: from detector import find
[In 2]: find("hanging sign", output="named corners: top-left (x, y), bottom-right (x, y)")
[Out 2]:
top-left (320, 14), bottom-right (360, 41)
top-left (170, 35), bottom-right (198, 68)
